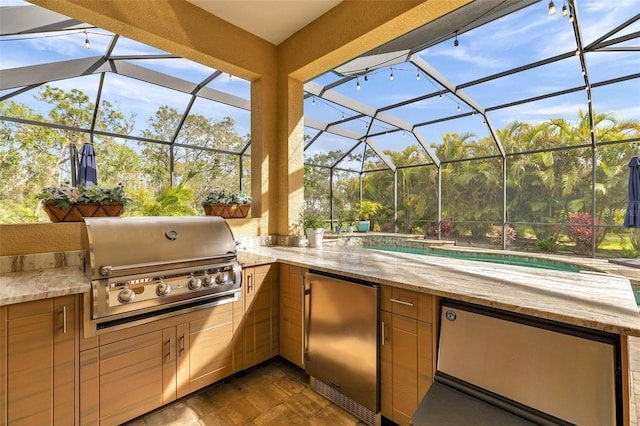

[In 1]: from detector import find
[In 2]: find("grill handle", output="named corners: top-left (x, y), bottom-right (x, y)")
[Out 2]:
top-left (97, 253), bottom-right (237, 277)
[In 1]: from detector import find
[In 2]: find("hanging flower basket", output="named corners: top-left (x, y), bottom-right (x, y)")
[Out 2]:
top-left (42, 202), bottom-right (125, 222)
top-left (38, 184), bottom-right (130, 222)
top-left (203, 203), bottom-right (250, 219)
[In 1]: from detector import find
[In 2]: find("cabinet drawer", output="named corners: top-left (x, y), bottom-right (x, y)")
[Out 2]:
top-left (382, 286), bottom-right (418, 318)
top-left (381, 286), bottom-right (435, 323)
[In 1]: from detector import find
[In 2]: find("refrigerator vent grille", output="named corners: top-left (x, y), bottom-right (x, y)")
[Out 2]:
top-left (310, 377), bottom-right (380, 426)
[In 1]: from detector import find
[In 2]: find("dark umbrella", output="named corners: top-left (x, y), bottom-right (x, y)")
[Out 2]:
top-left (624, 156), bottom-right (640, 228)
top-left (77, 143), bottom-right (97, 187)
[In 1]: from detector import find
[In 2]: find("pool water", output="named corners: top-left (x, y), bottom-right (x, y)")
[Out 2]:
top-left (634, 288), bottom-right (640, 306)
top-left (364, 245), bottom-right (583, 273)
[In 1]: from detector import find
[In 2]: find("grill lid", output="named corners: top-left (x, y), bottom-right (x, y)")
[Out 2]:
top-left (84, 216), bottom-right (237, 280)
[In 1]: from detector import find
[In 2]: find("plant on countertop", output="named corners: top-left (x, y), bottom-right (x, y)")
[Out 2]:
top-left (299, 208), bottom-right (324, 230)
top-left (296, 206), bottom-right (325, 248)
top-left (202, 189), bottom-right (252, 205)
top-left (38, 184), bottom-right (131, 209)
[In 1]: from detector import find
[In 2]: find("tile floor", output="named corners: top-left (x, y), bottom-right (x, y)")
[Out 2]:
top-left (125, 340), bottom-right (640, 426)
top-left (124, 357), bottom-right (367, 426)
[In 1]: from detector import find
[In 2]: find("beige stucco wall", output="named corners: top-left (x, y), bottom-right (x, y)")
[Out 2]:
top-left (2, 0), bottom-right (470, 256)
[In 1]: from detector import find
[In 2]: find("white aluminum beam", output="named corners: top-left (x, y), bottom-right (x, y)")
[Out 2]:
top-left (0, 5), bottom-right (87, 36)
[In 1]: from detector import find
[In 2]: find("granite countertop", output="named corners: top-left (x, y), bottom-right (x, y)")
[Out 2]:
top-left (2, 246), bottom-right (639, 337)
top-left (239, 246), bottom-right (640, 337)
top-left (0, 266), bottom-right (90, 306)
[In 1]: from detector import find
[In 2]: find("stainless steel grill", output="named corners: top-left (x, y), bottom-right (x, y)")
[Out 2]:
top-left (84, 216), bottom-right (242, 331)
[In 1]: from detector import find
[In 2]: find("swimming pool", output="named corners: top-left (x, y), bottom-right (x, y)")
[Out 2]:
top-left (364, 245), bottom-right (586, 273)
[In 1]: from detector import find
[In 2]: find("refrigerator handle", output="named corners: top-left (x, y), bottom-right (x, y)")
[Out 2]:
top-left (303, 275), bottom-right (312, 357)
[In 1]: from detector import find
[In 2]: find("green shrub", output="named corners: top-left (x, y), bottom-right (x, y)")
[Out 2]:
top-left (535, 236), bottom-right (560, 252)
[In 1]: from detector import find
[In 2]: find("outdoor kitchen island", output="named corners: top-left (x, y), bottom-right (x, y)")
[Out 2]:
top-left (1, 244), bottom-right (639, 425)
top-left (239, 245), bottom-right (640, 425)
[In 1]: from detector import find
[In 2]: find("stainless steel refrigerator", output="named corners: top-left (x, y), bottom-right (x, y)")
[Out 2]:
top-left (304, 271), bottom-right (379, 422)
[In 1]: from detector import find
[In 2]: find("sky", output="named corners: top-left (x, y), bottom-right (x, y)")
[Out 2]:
top-left (1, 0), bottom-right (638, 167)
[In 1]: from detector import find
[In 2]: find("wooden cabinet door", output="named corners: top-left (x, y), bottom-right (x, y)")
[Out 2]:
top-left (380, 309), bottom-right (393, 419)
top-left (98, 329), bottom-right (164, 426)
top-left (244, 264), bottom-right (278, 369)
top-left (380, 287), bottom-right (434, 426)
top-left (278, 264), bottom-right (304, 367)
top-left (5, 296), bottom-right (77, 426)
top-left (53, 295), bottom-right (77, 426)
top-left (179, 303), bottom-right (237, 396)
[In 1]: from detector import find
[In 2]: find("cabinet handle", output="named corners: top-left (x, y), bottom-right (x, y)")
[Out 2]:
top-left (179, 334), bottom-right (185, 355)
top-left (165, 339), bottom-right (172, 360)
top-left (381, 321), bottom-right (385, 346)
top-left (303, 279), bottom-right (312, 357)
top-left (63, 306), bottom-right (67, 334)
top-left (390, 298), bottom-right (414, 307)
top-left (247, 274), bottom-right (253, 293)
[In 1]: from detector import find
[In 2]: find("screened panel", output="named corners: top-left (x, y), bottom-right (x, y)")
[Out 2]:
top-left (397, 164), bottom-right (438, 234)
top-left (590, 79), bottom-right (640, 137)
top-left (362, 144), bottom-right (389, 171)
top-left (463, 56), bottom-right (584, 108)
top-left (330, 65), bottom-right (428, 110)
top-left (173, 146), bottom-right (243, 201)
top-left (182, 98), bottom-right (251, 151)
top-left (423, 117), bottom-right (497, 160)
top-left (303, 131), bottom-right (362, 169)
top-left (1, 30), bottom-right (107, 68)
top-left (506, 146), bottom-right (592, 227)
top-left (423, 4), bottom-right (576, 86)
top-left (332, 169), bottom-right (361, 223)
top-left (1, 75), bottom-right (101, 126)
top-left (362, 169), bottom-right (394, 229)
top-left (367, 132), bottom-right (421, 167)
top-left (206, 73), bottom-right (251, 100)
top-left (595, 143), bottom-right (635, 226)
top-left (304, 164), bottom-right (332, 219)
top-left (383, 94), bottom-right (462, 127)
top-left (328, 117), bottom-right (368, 138)
top-left (89, 135), bottom-right (144, 190)
top-left (587, 52), bottom-right (639, 83)
top-left (578, 2), bottom-right (639, 46)
top-left (488, 91), bottom-right (591, 145)
top-left (441, 158), bottom-right (503, 237)
top-left (101, 73), bottom-right (191, 138)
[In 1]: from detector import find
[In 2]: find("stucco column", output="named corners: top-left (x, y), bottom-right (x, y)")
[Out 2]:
top-left (276, 76), bottom-right (305, 238)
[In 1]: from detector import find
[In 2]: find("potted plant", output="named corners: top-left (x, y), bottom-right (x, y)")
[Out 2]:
top-left (355, 200), bottom-right (381, 232)
top-left (38, 184), bottom-right (130, 222)
top-left (298, 208), bottom-right (325, 248)
top-left (202, 189), bottom-right (252, 218)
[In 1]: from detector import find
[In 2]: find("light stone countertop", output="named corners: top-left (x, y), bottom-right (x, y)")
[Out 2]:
top-left (239, 246), bottom-right (640, 337)
top-left (1, 246), bottom-right (639, 337)
top-left (0, 266), bottom-right (90, 306)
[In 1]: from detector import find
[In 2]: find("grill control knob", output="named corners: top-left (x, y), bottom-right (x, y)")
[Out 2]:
top-left (203, 274), bottom-right (214, 287)
top-left (216, 272), bottom-right (230, 285)
top-left (187, 276), bottom-right (202, 290)
top-left (118, 288), bottom-right (135, 304)
top-left (156, 281), bottom-right (172, 296)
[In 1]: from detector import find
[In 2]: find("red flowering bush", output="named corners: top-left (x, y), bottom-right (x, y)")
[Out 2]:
top-left (428, 220), bottom-right (454, 237)
top-left (563, 212), bottom-right (603, 254)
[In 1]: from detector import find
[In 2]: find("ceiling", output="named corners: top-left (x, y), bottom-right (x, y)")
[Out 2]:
top-left (186, 0), bottom-right (343, 45)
